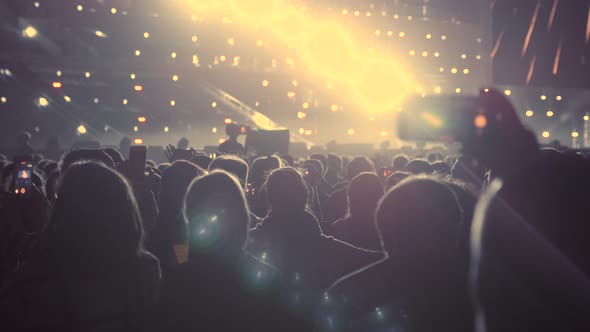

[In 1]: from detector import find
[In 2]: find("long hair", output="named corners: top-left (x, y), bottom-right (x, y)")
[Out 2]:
top-left (48, 162), bottom-right (144, 272)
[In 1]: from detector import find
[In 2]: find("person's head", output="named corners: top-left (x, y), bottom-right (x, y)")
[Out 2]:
top-left (305, 159), bottom-right (324, 179)
top-left (385, 171), bottom-right (411, 191)
top-left (159, 161), bottom-right (205, 219)
top-left (327, 154), bottom-right (342, 173)
top-left (426, 152), bottom-right (438, 163)
top-left (103, 147), bottom-right (124, 166)
top-left (310, 154), bottom-right (328, 175)
top-left (16, 131), bottom-right (32, 147)
top-left (346, 157), bottom-right (376, 180)
top-left (190, 154), bottom-right (213, 170)
top-left (61, 149), bottom-right (115, 171)
top-left (184, 171), bottom-right (249, 259)
top-left (280, 154), bottom-right (294, 167)
top-left (177, 137), bottom-right (190, 149)
top-left (49, 162), bottom-right (143, 270)
top-left (265, 167), bottom-right (307, 214)
top-left (376, 176), bottom-right (463, 270)
top-left (209, 155), bottom-right (248, 187)
top-left (157, 163), bottom-right (171, 173)
top-left (46, 169), bottom-right (61, 204)
top-left (248, 155), bottom-right (282, 186)
top-left (225, 123), bottom-right (241, 139)
top-left (405, 159), bottom-right (433, 175)
top-left (431, 161), bottom-right (451, 175)
top-left (392, 154), bottom-right (409, 171)
top-left (347, 172), bottom-right (384, 218)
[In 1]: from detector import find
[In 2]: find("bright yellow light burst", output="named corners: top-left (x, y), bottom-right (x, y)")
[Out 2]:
top-left (183, 0), bottom-right (415, 112)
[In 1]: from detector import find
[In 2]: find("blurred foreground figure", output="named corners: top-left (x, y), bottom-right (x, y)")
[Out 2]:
top-left (153, 171), bottom-right (308, 332)
top-left (1, 162), bottom-right (160, 331)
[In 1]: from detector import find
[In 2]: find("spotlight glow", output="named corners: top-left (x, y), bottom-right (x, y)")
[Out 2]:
top-left (77, 125), bottom-right (87, 134)
top-left (24, 26), bottom-right (37, 38)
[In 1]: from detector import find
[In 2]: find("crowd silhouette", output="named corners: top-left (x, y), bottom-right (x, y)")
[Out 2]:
top-left (1, 89), bottom-right (590, 332)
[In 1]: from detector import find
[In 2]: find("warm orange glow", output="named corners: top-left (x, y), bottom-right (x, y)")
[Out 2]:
top-left (138, 116), bottom-right (147, 123)
top-left (526, 56), bottom-right (536, 84)
top-left (474, 114), bottom-right (488, 129)
top-left (134, 85), bottom-right (143, 91)
top-left (224, 118), bottom-right (232, 124)
top-left (52, 82), bottom-right (62, 88)
top-left (542, 131), bottom-right (550, 138)
top-left (134, 138), bottom-right (143, 145)
top-left (522, 3), bottom-right (540, 56)
top-left (526, 110), bottom-right (534, 117)
top-left (553, 41), bottom-right (562, 75)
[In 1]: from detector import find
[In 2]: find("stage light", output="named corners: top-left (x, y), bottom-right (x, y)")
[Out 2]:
top-left (297, 111), bottom-right (306, 119)
top-left (292, 80), bottom-right (298, 86)
top-left (262, 80), bottom-right (269, 87)
top-left (134, 138), bottom-right (143, 145)
top-left (474, 114), bottom-right (487, 129)
top-left (347, 128), bottom-right (356, 136)
top-left (191, 14), bottom-right (197, 21)
top-left (461, 54), bottom-right (467, 59)
top-left (463, 68), bottom-right (470, 74)
top-left (504, 89), bottom-right (511, 96)
top-left (540, 95), bottom-right (547, 100)
top-left (572, 131), bottom-right (579, 138)
top-left (211, 101), bottom-right (217, 108)
top-left (556, 95), bottom-right (562, 101)
top-left (256, 39), bottom-right (264, 47)
top-left (227, 38), bottom-right (235, 45)
top-left (455, 88), bottom-right (461, 93)
top-left (24, 26), bottom-right (37, 38)
top-left (526, 110), bottom-right (533, 117)
top-left (585, 115), bottom-right (589, 121)
top-left (366, 12), bottom-right (371, 17)
top-left (398, 32), bottom-right (405, 37)
top-left (421, 51), bottom-right (428, 57)
top-left (52, 82), bottom-right (62, 88)
top-left (95, 30), bottom-right (105, 37)
top-left (302, 102), bottom-right (309, 109)
top-left (135, 50), bottom-right (141, 56)
top-left (426, 34), bottom-right (432, 39)
top-left (434, 52), bottom-right (440, 57)
top-left (331, 104), bottom-right (338, 112)
top-left (219, 55), bottom-right (227, 62)
top-left (130, 73), bottom-right (136, 79)
top-left (111, 8), bottom-right (117, 14)
top-left (193, 55), bottom-right (199, 64)
top-left (192, 36), bottom-right (199, 43)
top-left (76, 5), bottom-right (83, 12)
top-left (387, 31), bottom-right (393, 37)
top-left (218, 139), bottom-right (226, 144)
top-left (342, 9), bottom-right (348, 15)
top-left (164, 127), bottom-right (169, 133)
top-left (375, 30), bottom-right (381, 36)
top-left (546, 110), bottom-right (554, 117)
top-left (77, 125), bottom-right (87, 134)
top-left (451, 68), bottom-right (458, 74)
top-left (287, 91), bottom-right (295, 98)
top-left (56, 70), bottom-right (62, 77)
top-left (369, 116), bottom-right (376, 122)
top-left (407, 16), bottom-right (413, 20)
top-left (172, 74), bottom-right (179, 81)
top-left (34, 2), bottom-right (39, 8)
top-left (484, 88), bottom-right (490, 92)
top-left (93, 98), bottom-right (99, 104)
top-left (409, 50), bottom-right (416, 56)
top-left (380, 131), bottom-right (389, 137)
top-left (144, 32), bottom-right (150, 38)
top-left (133, 126), bottom-right (139, 132)
top-left (38, 97), bottom-right (48, 106)
top-left (298, 128), bottom-right (305, 134)
top-left (212, 127), bottom-right (218, 133)
top-left (354, 10), bottom-right (360, 16)
top-left (138, 116), bottom-right (147, 123)
top-left (171, 52), bottom-right (177, 59)
top-left (123, 99), bottom-right (128, 105)
top-left (305, 130), bottom-right (312, 136)
top-left (476, 55), bottom-right (482, 60)
top-left (134, 85), bottom-right (143, 91)
top-left (394, 14), bottom-right (399, 19)
top-left (85, 72), bottom-right (91, 78)
top-left (224, 118), bottom-right (232, 124)
top-left (64, 96), bottom-right (71, 102)
top-left (439, 67), bottom-right (444, 72)
top-left (0, 97), bottom-right (6, 103)
top-left (542, 131), bottom-right (550, 138)
top-left (170, 100), bottom-right (176, 106)
top-left (434, 86), bottom-right (442, 94)
top-left (441, 35), bottom-right (447, 40)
